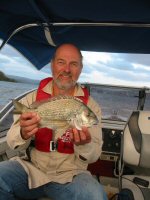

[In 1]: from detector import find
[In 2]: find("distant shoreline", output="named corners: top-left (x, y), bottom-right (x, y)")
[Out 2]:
top-left (0, 71), bottom-right (16, 82)
top-left (0, 71), bottom-right (40, 84)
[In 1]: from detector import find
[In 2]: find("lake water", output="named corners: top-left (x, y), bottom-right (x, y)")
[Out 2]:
top-left (0, 81), bottom-right (148, 121)
top-left (0, 81), bottom-right (38, 109)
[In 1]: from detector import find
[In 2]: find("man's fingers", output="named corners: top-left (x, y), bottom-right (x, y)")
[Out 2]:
top-left (21, 127), bottom-right (38, 140)
top-left (71, 127), bottom-right (91, 145)
top-left (20, 112), bottom-right (40, 127)
top-left (21, 123), bottom-right (39, 133)
top-left (21, 112), bottom-right (34, 119)
top-left (79, 130), bottom-right (87, 141)
top-left (72, 128), bottom-right (80, 144)
top-left (82, 127), bottom-right (91, 140)
top-left (26, 127), bottom-right (39, 137)
top-left (19, 112), bottom-right (40, 140)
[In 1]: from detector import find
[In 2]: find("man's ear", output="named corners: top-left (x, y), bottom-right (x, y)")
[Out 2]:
top-left (50, 59), bottom-right (54, 70)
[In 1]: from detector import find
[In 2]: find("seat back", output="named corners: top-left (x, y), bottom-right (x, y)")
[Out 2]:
top-left (122, 110), bottom-right (150, 168)
top-left (118, 111), bottom-right (150, 200)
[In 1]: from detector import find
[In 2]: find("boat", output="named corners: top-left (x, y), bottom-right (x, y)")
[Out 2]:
top-left (0, 1), bottom-right (150, 199)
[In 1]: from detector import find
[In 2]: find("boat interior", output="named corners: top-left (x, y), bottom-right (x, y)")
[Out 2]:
top-left (1, 0), bottom-right (150, 199)
top-left (0, 86), bottom-right (150, 200)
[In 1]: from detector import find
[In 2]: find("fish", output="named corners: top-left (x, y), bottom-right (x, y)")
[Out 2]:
top-left (12, 95), bottom-right (99, 134)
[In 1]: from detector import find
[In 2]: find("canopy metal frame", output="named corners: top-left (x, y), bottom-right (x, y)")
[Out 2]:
top-left (1, 21), bottom-right (150, 51)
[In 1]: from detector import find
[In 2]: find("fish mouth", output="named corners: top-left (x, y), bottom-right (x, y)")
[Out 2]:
top-left (93, 122), bottom-right (98, 126)
top-left (83, 119), bottom-right (98, 127)
top-left (91, 118), bottom-right (99, 126)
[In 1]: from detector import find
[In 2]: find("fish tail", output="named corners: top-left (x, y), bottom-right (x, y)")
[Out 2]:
top-left (12, 99), bottom-right (29, 114)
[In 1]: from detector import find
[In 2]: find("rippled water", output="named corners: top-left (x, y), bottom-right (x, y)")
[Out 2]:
top-left (0, 81), bottom-right (38, 110)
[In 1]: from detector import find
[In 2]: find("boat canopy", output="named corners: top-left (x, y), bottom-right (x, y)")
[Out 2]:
top-left (0, 0), bottom-right (150, 69)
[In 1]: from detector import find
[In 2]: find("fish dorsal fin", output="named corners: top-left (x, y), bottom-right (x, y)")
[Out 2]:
top-left (51, 95), bottom-right (83, 103)
top-left (31, 95), bottom-right (83, 108)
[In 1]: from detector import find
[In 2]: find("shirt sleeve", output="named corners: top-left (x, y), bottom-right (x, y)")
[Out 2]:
top-left (74, 96), bottom-right (103, 164)
top-left (6, 90), bottom-right (37, 150)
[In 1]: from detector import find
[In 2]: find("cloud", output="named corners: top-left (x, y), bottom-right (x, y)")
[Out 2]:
top-left (82, 51), bottom-right (112, 65)
top-left (122, 54), bottom-right (150, 67)
top-left (80, 51), bottom-right (150, 87)
top-left (0, 44), bottom-right (50, 80)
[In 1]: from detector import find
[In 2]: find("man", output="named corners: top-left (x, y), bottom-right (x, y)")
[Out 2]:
top-left (0, 44), bottom-right (107, 200)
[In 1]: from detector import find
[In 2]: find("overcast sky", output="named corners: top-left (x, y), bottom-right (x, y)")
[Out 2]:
top-left (0, 42), bottom-right (150, 87)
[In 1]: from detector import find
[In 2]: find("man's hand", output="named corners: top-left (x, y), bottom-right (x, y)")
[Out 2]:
top-left (70, 127), bottom-right (91, 145)
top-left (19, 112), bottom-right (40, 140)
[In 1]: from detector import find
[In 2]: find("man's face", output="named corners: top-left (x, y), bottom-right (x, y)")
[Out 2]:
top-left (51, 45), bottom-right (83, 90)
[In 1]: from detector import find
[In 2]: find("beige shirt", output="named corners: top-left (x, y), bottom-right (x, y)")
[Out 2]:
top-left (7, 80), bottom-right (103, 189)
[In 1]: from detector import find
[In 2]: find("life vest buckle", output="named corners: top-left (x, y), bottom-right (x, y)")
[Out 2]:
top-left (50, 141), bottom-right (57, 151)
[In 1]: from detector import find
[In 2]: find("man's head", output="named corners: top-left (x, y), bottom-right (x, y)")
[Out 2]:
top-left (51, 43), bottom-right (83, 91)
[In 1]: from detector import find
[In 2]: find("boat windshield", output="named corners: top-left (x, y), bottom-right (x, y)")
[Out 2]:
top-left (0, 43), bottom-right (150, 139)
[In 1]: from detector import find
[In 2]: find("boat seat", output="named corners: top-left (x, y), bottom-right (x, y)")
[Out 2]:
top-left (118, 111), bottom-right (150, 200)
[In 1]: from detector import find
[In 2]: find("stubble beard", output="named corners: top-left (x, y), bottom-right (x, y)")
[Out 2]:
top-left (55, 79), bottom-right (76, 90)
top-left (54, 73), bottom-right (76, 91)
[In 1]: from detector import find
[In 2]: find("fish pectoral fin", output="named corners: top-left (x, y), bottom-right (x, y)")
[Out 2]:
top-left (72, 118), bottom-right (82, 130)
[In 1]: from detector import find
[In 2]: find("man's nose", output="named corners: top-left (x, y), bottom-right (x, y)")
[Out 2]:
top-left (64, 63), bottom-right (71, 72)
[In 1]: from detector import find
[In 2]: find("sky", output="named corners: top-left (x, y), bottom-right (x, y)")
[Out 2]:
top-left (0, 41), bottom-right (150, 88)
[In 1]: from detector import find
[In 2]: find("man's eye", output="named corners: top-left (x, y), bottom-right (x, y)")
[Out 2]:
top-left (70, 62), bottom-right (78, 67)
top-left (58, 61), bottom-right (65, 65)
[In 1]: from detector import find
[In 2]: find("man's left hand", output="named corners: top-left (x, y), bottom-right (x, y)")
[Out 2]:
top-left (70, 127), bottom-right (91, 145)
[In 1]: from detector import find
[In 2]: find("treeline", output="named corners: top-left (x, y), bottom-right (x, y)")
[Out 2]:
top-left (0, 71), bottom-right (16, 82)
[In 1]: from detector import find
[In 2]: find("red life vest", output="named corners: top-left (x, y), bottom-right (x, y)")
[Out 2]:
top-left (35, 77), bottom-right (89, 154)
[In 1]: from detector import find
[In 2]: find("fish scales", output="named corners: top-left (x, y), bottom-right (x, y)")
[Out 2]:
top-left (34, 97), bottom-right (84, 120)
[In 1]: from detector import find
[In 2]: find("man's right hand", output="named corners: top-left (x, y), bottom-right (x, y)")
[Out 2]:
top-left (19, 112), bottom-right (40, 140)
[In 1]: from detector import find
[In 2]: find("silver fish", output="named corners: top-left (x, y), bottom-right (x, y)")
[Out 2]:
top-left (13, 96), bottom-right (98, 133)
